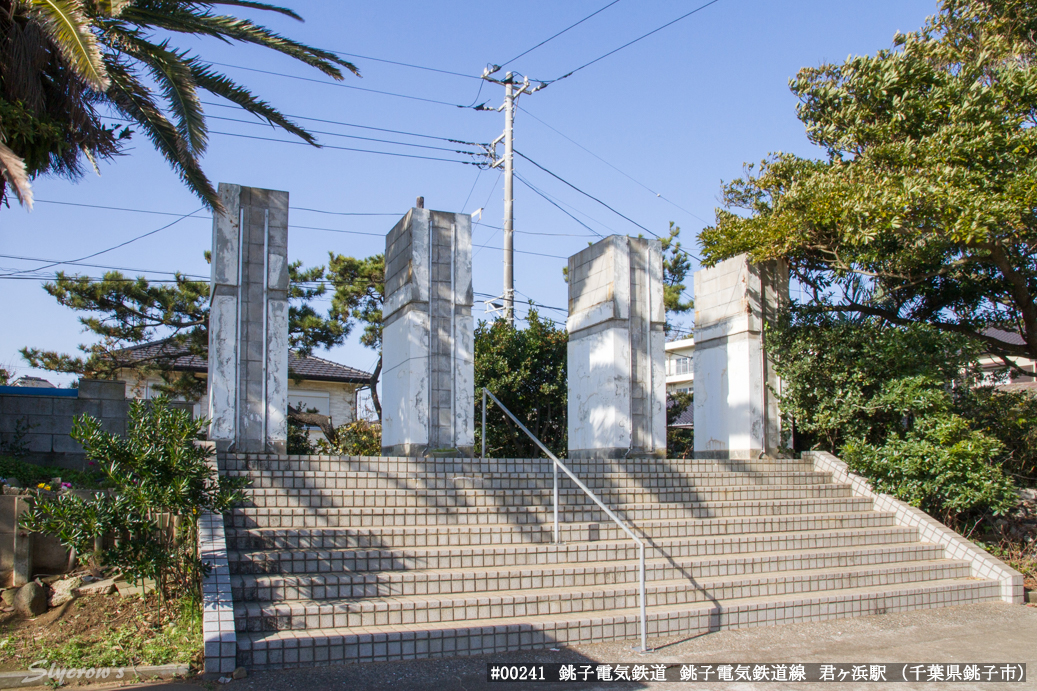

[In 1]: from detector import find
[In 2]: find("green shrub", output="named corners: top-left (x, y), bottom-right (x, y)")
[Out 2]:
top-left (316, 420), bottom-right (381, 456)
top-left (0, 455), bottom-right (106, 489)
top-left (19, 397), bottom-right (248, 604)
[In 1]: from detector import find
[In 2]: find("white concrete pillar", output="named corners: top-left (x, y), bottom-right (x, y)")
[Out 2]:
top-left (567, 236), bottom-right (666, 459)
top-left (207, 183), bottom-right (289, 454)
top-left (692, 254), bottom-right (788, 459)
top-left (381, 208), bottom-right (474, 457)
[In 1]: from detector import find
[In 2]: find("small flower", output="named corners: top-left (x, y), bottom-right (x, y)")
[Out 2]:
top-left (61, 482), bottom-right (72, 488)
top-left (36, 483), bottom-right (45, 489)
top-left (43, 485), bottom-right (51, 491)
top-left (87, 461), bottom-right (96, 466)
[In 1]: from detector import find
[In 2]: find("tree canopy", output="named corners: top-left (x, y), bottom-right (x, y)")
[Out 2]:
top-left (699, 0), bottom-right (1037, 365)
top-left (22, 259), bottom-right (343, 399)
top-left (0, 0), bottom-right (357, 209)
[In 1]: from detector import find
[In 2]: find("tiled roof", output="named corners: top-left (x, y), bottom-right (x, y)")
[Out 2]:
top-left (667, 398), bottom-right (694, 428)
top-left (983, 328), bottom-right (1026, 347)
top-left (112, 340), bottom-right (371, 384)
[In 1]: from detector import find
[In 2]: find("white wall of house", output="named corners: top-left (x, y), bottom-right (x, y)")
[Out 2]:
top-left (118, 371), bottom-right (361, 429)
top-left (665, 337), bottom-right (695, 394)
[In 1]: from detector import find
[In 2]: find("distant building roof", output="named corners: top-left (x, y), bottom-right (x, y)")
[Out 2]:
top-left (11, 376), bottom-right (56, 388)
top-left (667, 397), bottom-right (694, 428)
top-left (112, 340), bottom-right (372, 384)
top-left (983, 328), bottom-right (1026, 347)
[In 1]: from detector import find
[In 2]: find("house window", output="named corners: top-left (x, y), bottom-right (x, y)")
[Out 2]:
top-left (672, 356), bottom-right (691, 376)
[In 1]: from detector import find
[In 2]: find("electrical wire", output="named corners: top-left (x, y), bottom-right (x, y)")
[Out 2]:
top-left (208, 61), bottom-right (478, 109)
top-left (106, 113), bottom-right (482, 156)
top-left (514, 173), bottom-right (603, 238)
top-left (0, 254), bottom-right (208, 279)
top-left (545, 0), bottom-right (722, 84)
top-left (208, 130), bottom-right (481, 166)
top-left (200, 100), bottom-right (486, 145)
top-left (517, 104), bottom-right (711, 226)
top-left (333, 51), bottom-right (481, 80)
top-left (499, 0), bottom-right (624, 69)
top-left (0, 207), bottom-right (205, 278)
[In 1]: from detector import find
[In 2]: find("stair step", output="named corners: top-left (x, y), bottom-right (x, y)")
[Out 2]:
top-left (236, 579), bottom-right (1001, 669)
top-left (232, 470), bottom-right (836, 489)
top-left (228, 497), bottom-right (876, 529)
top-left (229, 526), bottom-right (921, 574)
top-left (225, 512), bottom-right (901, 549)
top-left (221, 456), bottom-right (816, 476)
top-left (234, 559), bottom-right (973, 631)
top-left (230, 544), bottom-right (948, 601)
top-left (240, 484), bottom-right (853, 509)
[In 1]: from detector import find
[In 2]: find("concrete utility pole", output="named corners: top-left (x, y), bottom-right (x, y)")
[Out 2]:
top-left (502, 74), bottom-right (515, 326)
top-left (479, 67), bottom-right (541, 327)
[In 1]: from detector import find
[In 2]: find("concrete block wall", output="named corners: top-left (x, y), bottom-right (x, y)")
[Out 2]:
top-left (566, 236), bottom-right (666, 459)
top-left (693, 254), bottom-right (788, 459)
top-left (208, 183), bottom-right (290, 455)
top-left (0, 380), bottom-right (129, 470)
top-left (381, 208), bottom-right (474, 457)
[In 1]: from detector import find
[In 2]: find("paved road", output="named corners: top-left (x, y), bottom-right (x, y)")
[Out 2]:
top-left (107, 602), bottom-right (1037, 690)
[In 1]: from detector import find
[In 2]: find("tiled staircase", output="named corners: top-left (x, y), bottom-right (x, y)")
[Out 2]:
top-left (220, 454), bottom-right (1003, 670)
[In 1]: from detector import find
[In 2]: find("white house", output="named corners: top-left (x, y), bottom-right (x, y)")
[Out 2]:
top-left (110, 340), bottom-right (371, 431)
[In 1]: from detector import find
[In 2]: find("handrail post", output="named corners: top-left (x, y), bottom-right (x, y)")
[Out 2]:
top-left (481, 388), bottom-right (486, 459)
top-left (553, 458), bottom-right (559, 544)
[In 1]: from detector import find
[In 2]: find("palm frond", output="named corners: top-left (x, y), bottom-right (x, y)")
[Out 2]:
top-left (109, 30), bottom-right (206, 153)
top-left (187, 58), bottom-right (316, 145)
top-left (210, 1), bottom-right (302, 21)
top-left (104, 57), bottom-right (220, 211)
top-left (119, 6), bottom-right (358, 79)
top-left (18, 0), bottom-right (110, 90)
top-left (0, 141), bottom-right (35, 209)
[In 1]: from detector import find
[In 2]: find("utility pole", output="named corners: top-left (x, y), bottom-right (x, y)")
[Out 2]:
top-left (479, 67), bottom-right (541, 327)
top-left (502, 73), bottom-right (515, 326)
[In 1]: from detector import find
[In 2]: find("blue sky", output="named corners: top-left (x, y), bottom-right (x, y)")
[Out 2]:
top-left (0, 0), bottom-right (940, 389)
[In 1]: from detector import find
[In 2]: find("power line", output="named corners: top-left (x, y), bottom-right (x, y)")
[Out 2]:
top-left (200, 99), bottom-right (487, 145)
top-left (35, 199), bottom-right (401, 218)
top-left (0, 208), bottom-right (205, 278)
top-left (499, 0), bottom-right (624, 69)
top-left (208, 130), bottom-right (481, 166)
top-left (104, 113), bottom-right (483, 156)
top-left (208, 61), bottom-right (478, 109)
top-left (0, 254), bottom-right (208, 279)
top-left (514, 149), bottom-right (656, 238)
top-left (333, 51), bottom-right (481, 80)
top-left (546, 0), bottom-right (722, 83)
top-left (517, 104), bottom-right (711, 225)
top-left (514, 173), bottom-right (604, 239)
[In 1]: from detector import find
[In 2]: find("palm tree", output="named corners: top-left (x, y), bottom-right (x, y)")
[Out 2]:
top-left (0, 0), bottom-right (357, 210)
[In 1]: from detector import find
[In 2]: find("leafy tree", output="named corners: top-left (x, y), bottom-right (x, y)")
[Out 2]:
top-left (19, 397), bottom-right (247, 605)
top-left (22, 260), bottom-right (344, 400)
top-left (768, 311), bottom-right (1024, 520)
top-left (699, 0), bottom-right (1037, 367)
top-left (0, 0), bottom-right (358, 209)
top-left (0, 366), bottom-right (9, 385)
top-left (326, 252), bottom-right (384, 417)
top-left (476, 307), bottom-right (567, 458)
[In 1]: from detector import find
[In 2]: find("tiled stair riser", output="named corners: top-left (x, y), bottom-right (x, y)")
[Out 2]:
top-left (230, 544), bottom-right (949, 601)
top-left (236, 582), bottom-right (1000, 670)
top-left (240, 485), bottom-right (854, 509)
top-left (230, 527), bottom-right (921, 574)
top-left (234, 564), bottom-right (974, 632)
top-left (227, 513), bottom-right (900, 550)
top-left (228, 471), bottom-right (837, 490)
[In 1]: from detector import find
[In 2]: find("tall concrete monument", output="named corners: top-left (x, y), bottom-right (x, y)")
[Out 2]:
top-left (207, 183), bottom-right (290, 453)
top-left (567, 235), bottom-right (666, 459)
top-left (381, 206), bottom-right (475, 457)
top-left (692, 254), bottom-right (788, 459)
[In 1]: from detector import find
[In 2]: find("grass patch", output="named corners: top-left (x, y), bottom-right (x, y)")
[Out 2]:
top-left (0, 593), bottom-right (201, 671)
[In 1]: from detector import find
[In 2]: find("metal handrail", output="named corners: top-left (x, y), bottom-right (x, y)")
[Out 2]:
top-left (480, 388), bottom-right (649, 653)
